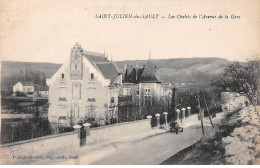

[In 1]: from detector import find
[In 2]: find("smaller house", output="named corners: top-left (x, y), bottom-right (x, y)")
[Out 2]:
top-left (34, 85), bottom-right (49, 97)
top-left (13, 82), bottom-right (23, 93)
top-left (13, 81), bottom-right (34, 94)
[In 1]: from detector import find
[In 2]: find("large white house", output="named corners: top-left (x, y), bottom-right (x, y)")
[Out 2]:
top-left (47, 43), bottom-right (122, 128)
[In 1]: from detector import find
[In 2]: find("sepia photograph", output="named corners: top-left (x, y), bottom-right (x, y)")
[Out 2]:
top-left (0, 0), bottom-right (259, 165)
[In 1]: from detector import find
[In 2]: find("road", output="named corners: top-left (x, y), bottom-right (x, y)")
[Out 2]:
top-left (57, 113), bottom-right (225, 165)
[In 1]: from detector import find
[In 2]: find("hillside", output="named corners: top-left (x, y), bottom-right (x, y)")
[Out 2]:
top-left (1, 57), bottom-right (229, 91)
top-left (115, 57), bottom-right (229, 83)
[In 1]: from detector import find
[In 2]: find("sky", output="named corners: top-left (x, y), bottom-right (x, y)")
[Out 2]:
top-left (0, 0), bottom-right (259, 64)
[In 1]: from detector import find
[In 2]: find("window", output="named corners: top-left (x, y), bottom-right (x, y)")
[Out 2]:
top-left (111, 97), bottom-right (114, 103)
top-left (144, 95), bottom-right (151, 106)
top-left (59, 116), bottom-right (66, 120)
top-left (123, 88), bottom-right (131, 95)
top-left (136, 90), bottom-right (139, 95)
top-left (87, 98), bottom-right (96, 102)
top-left (61, 73), bottom-right (64, 79)
top-left (144, 88), bottom-right (151, 95)
top-left (87, 106), bottom-right (96, 119)
top-left (91, 73), bottom-right (94, 79)
top-left (59, 97), bottom-right (67, 101)
top-left (87, 88), bottom-right (96, 102)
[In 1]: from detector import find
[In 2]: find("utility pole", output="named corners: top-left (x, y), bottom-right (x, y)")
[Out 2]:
top-left (203, 92), bottom-right (214, 128)
top-left (197, 83), bottom-right (204, 135)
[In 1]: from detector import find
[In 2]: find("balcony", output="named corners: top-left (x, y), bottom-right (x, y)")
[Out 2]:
top-left (118, 95), bottom-right (133, 106)
top-left (109, 103), bottom-right (117, 108)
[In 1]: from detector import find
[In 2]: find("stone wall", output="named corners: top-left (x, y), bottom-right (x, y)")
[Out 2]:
top-left (0, 132), bottom-right (78, 165)
top-left (0, 119), bottom-right (151, 164)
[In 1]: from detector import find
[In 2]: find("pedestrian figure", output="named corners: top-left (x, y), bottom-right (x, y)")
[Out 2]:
top-left (175, 121), bottom-right (179, 135)
top-left (80, 125), bottom-right (86, 147)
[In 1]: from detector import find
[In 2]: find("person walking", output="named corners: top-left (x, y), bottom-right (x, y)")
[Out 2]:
top-left (175, 121), bottom-right (179, 135)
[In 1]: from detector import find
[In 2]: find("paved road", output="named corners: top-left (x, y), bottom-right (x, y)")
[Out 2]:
top-left (58, 114), bottom-right (224, 165)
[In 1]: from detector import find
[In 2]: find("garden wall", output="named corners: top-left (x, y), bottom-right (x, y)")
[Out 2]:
top-left (0, 119), bottom-right (151, 164)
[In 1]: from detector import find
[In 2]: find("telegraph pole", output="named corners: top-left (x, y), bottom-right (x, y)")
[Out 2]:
top-left (203, 92), bottom-right (214, 128)
top-left (197, 83), bottom-right (204, 135)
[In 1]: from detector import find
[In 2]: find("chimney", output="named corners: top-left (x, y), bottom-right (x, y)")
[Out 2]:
top-left (136, 61), bottom-right (139, 81)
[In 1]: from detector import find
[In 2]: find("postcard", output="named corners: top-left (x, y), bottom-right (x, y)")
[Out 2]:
top-left (0, 0), bottom-right (259, 165)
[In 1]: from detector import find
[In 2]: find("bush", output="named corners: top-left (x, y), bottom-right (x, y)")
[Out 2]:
top-left (15, 91), bottom-right (26, 97)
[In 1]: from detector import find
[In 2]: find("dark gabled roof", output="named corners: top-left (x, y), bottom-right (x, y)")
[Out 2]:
top-left (123, 60), bottom-right (160, 84)
top-left (34, 84), bottom-right (49, 91)
top-left (140, 61), bottom-right (160, 83)
top-left (123, 67), bottom-right (144, 83)
top-left (94, 62), bottom-right (120, 84)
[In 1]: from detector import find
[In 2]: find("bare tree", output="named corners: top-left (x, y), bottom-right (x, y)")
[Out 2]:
top-left (221, 57), bottom-right (259, 109)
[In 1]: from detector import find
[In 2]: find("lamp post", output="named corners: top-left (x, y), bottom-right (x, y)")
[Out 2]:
top-left (163, 112), bottom-right (168, 128)
top-left (155, 113), bottom-right (160, 128)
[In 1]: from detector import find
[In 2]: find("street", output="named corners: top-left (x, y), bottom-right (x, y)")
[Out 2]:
top-left (56, 113), bottom-right (224, 165)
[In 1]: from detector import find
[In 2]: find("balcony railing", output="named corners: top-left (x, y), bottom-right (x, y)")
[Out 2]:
top-left (118, 95), bottom-right (132, 103)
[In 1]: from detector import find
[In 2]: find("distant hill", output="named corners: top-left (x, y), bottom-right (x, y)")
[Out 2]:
top-left (115, 57), bottom-right (229, 83)
top-left (1, 57), bottom-right (229, 91)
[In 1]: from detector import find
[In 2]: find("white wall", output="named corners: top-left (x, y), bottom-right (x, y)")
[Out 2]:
top-left (13, 82), bottom-right (23, 93)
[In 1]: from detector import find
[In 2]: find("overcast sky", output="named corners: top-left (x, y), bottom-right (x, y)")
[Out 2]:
top-left (0, 0), bottom-right (259, 64)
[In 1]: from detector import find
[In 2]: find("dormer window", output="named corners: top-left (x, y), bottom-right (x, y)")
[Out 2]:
top-left (61, 73), bottom-right (64, 79)
top-left (91, 73), bottom-right (94, 79)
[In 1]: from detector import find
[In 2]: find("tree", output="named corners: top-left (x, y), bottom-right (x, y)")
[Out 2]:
top-left (217, 57), bottom-right (259, 108)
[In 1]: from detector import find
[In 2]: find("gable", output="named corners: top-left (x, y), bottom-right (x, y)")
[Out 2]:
top-left (14, 82), bottom-right (23, 88)
top-left (82, 56), bottom-right (110, 87)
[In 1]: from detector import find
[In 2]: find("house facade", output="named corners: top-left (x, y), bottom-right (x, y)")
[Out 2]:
top-left (118, 59), bottom-right (172, 121)
top-left (13, 82), bottom-right (23, 93)
top-left (47, 43), bottom-right (122, 128)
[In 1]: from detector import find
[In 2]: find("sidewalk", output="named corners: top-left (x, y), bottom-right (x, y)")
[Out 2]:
top-left (57, 112), bottom-right (225, 165)
top-left (33, 112), bottom-right (225, 165)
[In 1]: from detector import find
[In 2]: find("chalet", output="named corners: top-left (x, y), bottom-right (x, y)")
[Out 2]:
top-left (118, 55), bottom-right (172, 121)
top-left (47, 43), bottom-right (122, 128)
